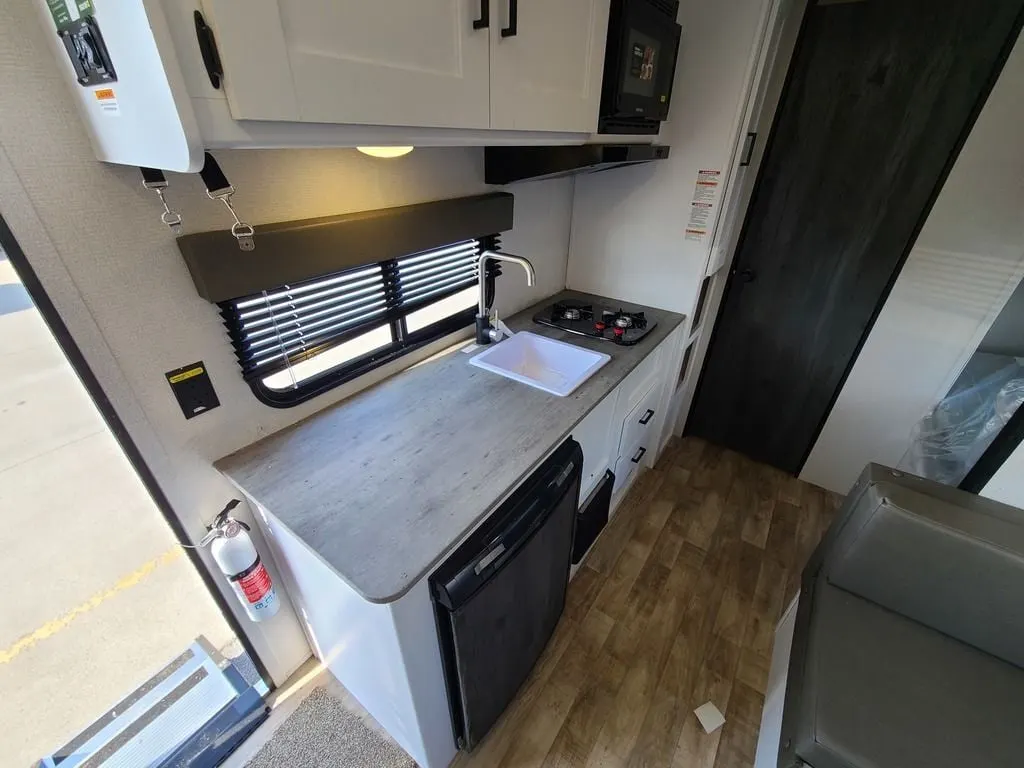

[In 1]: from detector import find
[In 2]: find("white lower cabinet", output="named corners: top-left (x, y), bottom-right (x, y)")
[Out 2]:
top-left (254, 504), bottom-right (456, 768)
top-left (604, 340), bottom-right (664, 500)
top-left (573, 390), bottom-right (618, 500)
top-left (571, 332), bottom-right (679, 571)
top-left (614, 380), bottom-right (663, 494)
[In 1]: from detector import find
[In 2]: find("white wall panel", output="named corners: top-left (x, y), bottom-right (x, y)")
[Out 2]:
top-left (566, 0), bottom-right (771, 315)
top-left (801, 35), bottom-right (1024, 494)
top-left (982, 441), bottom-right (1024, 509)
top-left (254, 505), bottom-right (455, 768)
top-left (1, 0), bottom-right (574, 683)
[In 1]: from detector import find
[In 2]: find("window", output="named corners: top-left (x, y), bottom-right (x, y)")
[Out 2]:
top-left (220, 236), bottom-right (500, 406)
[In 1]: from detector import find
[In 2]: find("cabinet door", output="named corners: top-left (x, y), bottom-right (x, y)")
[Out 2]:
top-left (204, 0), bottom-right (491, 128)
top-left (573, 391), bottom-right (617, 500)
top-left (489, 0), bottom-right (610, 132)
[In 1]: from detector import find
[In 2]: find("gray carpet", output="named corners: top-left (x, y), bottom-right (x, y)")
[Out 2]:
top-left (246, 687), bottom-right (416, 768)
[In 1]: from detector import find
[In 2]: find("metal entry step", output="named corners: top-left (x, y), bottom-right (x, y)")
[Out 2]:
top-left (39, 637), bottom-right (267, 768)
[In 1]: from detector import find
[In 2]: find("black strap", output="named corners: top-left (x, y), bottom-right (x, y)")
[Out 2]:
top-left (199, 152), bottom-right (231, 196)
top-left (141, 154), bottom-right (230, 194)
top-left (140, 167), bottom-right (167, 187)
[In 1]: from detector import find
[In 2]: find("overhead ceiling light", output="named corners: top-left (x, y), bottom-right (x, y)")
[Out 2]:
top-left (357, 146), bottom-right (414, 159)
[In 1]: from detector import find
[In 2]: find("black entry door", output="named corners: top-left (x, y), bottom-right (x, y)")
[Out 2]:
top-left (688, 0), bottom-right (1024, 474)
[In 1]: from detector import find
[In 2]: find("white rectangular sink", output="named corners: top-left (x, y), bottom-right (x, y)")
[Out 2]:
top-left (469, 331), bottom-right (611, 397)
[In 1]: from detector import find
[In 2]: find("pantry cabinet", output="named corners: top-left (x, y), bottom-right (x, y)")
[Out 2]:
top-left (201, 0), bottom-right (609, 132)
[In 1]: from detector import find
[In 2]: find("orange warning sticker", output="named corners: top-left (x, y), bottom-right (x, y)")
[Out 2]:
top-left (93, 87), bottom-right (120, 116)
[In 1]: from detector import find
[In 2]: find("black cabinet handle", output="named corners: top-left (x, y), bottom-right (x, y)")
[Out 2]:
top-left (630, 447), bottom-right (647, 464)
top-left (473, 0), bottom-right (489, 29)
top-left (194, 11), bottom-right (223, 90)
top-left (639, 409), bottom-right (655, 425)
top-left (739, 132), bottom-right (757, 167)
top-left (502, 0), bottom-right (518, 37)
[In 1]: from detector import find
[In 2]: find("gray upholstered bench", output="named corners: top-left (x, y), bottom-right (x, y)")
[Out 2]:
top-left (760, 464), bottom-right (1024, 768)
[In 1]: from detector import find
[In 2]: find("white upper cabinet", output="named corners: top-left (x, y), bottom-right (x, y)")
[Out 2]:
top-left (201, 0), bottom-right (609, 133)
top-left (39, 0), bottom-right (617, 171)
top-left (489, 0), bottom-right (611, 133)
top-left (203, 0), bottom-right (492, 128)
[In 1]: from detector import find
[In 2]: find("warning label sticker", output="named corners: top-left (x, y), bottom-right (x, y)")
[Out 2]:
top-left (46, 0), bottom-right (94, 31)
top-left (238, 562), bottom-right (273, 604)
top-left (685, 169), bottom-right (722, 242)
top-left (689, 202), bottom-right (714, 228)
top-left (168, 365), bottom-right (204, 385)
top-left (94, 87), bottom-right (119, 116)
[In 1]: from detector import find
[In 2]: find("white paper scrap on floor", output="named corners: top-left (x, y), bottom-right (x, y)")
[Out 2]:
top-left (695, 701), bottom-right (727, 734)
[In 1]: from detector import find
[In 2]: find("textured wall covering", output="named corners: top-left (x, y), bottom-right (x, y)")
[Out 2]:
top-left (0, 0), bottom-right (575, 682)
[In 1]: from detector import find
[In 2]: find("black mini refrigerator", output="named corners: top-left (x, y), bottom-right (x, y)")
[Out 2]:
top-left (431, 438), bottom-right (583, 751)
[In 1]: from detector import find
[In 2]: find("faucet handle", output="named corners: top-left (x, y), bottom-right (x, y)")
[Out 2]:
top-left (489, 312), bottom-right (514, 343)
top-left (487, 309), bottom-right (503, 343)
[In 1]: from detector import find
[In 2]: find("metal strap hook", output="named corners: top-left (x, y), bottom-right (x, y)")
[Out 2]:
top-left (199, 152), bottom-right (255, 251)
top-left (207, 185), bottom-right (255, 251)
top-left (139, 167), bottom-right (183, 235)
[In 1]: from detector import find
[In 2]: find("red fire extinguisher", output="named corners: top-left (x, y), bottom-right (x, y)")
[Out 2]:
top-left (198, 499), bottom-right (280, 622)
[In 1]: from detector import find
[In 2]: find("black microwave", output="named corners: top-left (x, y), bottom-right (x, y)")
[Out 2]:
top-left (599, 0), bottom-right (682, 134)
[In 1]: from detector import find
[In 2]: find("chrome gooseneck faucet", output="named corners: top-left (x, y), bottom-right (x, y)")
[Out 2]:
top-left (476, 250), bottom-right (536, 344)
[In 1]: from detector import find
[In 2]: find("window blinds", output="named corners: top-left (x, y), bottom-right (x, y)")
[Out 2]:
top-left (219, 235), bottom-right (499, 383)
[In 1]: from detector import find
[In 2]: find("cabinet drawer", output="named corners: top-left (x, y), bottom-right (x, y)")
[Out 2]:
top-left (618, 347), bottom-right (663, 417)
top-left (614, 433), bottom-right (649, 495)
top-left (613, 381), bottom-right (661, 496)
top-left (618, 381), bottom-right (662, 459)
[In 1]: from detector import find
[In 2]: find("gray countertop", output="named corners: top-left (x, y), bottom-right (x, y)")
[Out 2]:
top-left (216, 290), bottom-right (685, 603)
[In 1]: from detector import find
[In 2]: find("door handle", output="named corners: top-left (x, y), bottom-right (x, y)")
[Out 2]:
top-left (739, 132), bottom-right (757, 167)
top-left (639, 409), bottom-right (655, 425)
top-left (502, 0), bottom-right (518, 37)
top-left (630, 447), bottom-right (647, 464)
top-left (473, 0), bottom-right (489, 29)
top-left (735, 268), bottom-right (757, 283)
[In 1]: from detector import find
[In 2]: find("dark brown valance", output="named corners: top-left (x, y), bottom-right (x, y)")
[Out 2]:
top-left (177, 192), bottom-right (514, 303)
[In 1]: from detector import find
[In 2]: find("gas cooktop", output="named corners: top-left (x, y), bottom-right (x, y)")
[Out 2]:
top-left (533, 300), bottom-right (657, 346)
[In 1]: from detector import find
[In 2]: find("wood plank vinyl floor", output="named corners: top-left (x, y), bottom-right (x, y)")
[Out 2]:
top-left (453, 436), bottom-right (842, 768)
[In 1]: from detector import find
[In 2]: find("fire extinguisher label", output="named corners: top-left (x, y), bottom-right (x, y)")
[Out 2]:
top-left (229, 555), bottom-right (273, 604)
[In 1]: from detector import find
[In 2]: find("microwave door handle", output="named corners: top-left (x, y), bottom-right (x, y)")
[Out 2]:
top-left (501, 0), bottom-right (518, 37)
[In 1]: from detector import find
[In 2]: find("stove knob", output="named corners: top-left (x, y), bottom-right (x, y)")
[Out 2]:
top-left (613, 327), bottom-right (625, 338)
top-left (594, 321), bottom-right (606, 331)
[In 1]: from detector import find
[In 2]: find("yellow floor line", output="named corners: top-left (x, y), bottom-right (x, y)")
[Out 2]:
top-left (0, 546), bottom-right (183, 665)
